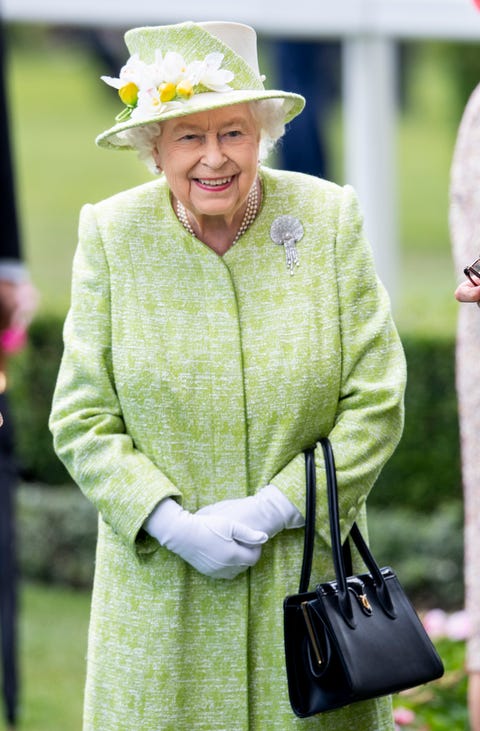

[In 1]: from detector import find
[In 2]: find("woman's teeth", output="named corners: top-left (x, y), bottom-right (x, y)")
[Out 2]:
top-left (197, 177), bottom-right (232, 187)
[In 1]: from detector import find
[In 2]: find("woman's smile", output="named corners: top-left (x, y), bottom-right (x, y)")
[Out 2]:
top-left (194, 176), bottom-right (235, 191)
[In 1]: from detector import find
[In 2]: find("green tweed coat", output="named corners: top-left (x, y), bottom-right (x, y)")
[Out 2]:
top-left (50, 166), bottom-right (406, 731)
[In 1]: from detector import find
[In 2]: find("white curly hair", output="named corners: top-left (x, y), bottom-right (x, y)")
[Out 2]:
top-left (115, 99), bottom-right (287, 174)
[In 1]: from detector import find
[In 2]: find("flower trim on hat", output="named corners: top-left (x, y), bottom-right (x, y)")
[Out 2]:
top-left (101, 50), bottom-right (235, 123)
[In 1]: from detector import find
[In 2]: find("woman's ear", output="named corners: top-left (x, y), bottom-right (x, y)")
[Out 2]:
top-left (152, 147), bottom-right (163, 173)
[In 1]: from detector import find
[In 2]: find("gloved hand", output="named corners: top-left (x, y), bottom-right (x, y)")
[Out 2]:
top-left (196, 484), bottom-right (304, 539)
top-left (144, 498), bottom-right (268, 579)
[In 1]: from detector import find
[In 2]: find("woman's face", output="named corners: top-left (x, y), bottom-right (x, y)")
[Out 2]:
top-left (152, 104), bottom-right (261, 224)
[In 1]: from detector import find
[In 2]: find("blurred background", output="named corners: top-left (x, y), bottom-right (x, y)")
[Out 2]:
top-left (1, 1), bottom-right (479, 728)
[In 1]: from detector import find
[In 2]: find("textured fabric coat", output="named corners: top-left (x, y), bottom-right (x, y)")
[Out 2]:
top-left (50, 166), bottom-right (406, 731)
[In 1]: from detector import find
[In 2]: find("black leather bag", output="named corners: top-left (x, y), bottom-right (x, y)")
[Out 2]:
top-left (283, 438), bottom-right (444, 718)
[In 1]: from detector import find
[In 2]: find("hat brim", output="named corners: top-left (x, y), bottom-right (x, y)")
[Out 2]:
top-left (95, 89), bottom-right (305, 150)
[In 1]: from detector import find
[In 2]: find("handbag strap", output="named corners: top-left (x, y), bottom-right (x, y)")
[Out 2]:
top-left (299, 439), bottom-right (395, 621)
top-left (319, 437), bottom-right (395, 622)
top-left (299, 444), bottom-right (353, 594)
top-left (299, 446), bottom-right (317, 593)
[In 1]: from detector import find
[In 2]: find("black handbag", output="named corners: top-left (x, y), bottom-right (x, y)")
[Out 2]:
top-left (283, 438), bottom-right (444, 717)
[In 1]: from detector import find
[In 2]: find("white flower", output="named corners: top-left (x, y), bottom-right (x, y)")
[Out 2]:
top-left (148, 50), bottom-right (168, 86)
top-left (101, 53), bottom-right (153, 91)
top-left (132, 87), bottom-right (182, 121)
top-left (102, 48), bottom-right (236, 121)
top-left (161, 52), bottom-right (190, 84)
top-left (131, 87), bottom-right (164, 120)
top-left (191, 52), bottom-right (234, 92)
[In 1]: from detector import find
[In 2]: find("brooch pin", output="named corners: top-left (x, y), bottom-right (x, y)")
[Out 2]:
top-left (270, 216), bottom-right (304, 274)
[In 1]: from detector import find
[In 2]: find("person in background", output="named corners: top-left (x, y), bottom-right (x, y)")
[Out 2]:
top-left (450, 80), bottom-right (480, 731)
top-left (49, 20), bottom-right (406, 731)
top-left (274, 38), bottom-right (340, 179)
top-left (453, 252), bottom-right (480, 731)
top-left (0, 18), bottom-right (38, 730)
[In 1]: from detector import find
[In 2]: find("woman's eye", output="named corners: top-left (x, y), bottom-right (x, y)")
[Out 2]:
top-left (224, 130), bottom-right (242, 138)
top-left (179, 134), bottom-right (198, 141)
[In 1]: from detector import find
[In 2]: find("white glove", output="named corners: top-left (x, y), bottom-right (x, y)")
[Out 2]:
top-left (144, 498), bottom-right (268, 579)
top-left (196, 484), bottom-right (304, 539)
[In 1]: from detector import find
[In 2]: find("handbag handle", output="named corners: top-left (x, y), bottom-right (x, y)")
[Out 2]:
top-left (300, 439), bottom-right (396, 622)
top-left (299, 444), bottom-right (352, 593)
top-left (320, 437), bottom-right (396, 623)
top-left (299, 446), bottom-right (317, 593)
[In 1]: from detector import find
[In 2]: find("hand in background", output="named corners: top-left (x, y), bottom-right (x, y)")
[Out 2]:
top-left (455, 278), bottom-right (480, 303)
top-left (0, 279), bottom-right (39, 331)
top-left (0, 279), bottom-right (39, 354)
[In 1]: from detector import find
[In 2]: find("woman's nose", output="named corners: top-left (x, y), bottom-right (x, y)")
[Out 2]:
top-left (201, 137), bottom-right (227, 168)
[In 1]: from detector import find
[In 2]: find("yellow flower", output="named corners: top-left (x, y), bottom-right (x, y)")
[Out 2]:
top-left (118, 81), bottom-right (138, 107)
top-left (158, 82), bottom-right (176, 102)
top-left (176, 80), bottom-right (194, 99)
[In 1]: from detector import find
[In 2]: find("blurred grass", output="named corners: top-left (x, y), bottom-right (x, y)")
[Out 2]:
top-left (8, 28), bottom-right (150, 314)
top-left (6, 29), bottom-right (466, 335)
top-left (0, 582), bottom-right (90, 731)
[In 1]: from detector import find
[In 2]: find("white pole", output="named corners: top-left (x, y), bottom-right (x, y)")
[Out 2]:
top-left (342, 35), bottom-right (398, 302)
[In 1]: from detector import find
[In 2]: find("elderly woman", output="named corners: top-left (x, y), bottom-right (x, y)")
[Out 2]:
top-left (50, 20), bottom-right (406, 731)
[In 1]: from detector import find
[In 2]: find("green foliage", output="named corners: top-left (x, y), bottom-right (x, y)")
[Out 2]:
top-left (368, 504), bottom-right (463, 610)
top-left (16, 484), bottom-right (97, 587)
top-left (373, 335), bottom-right (461, 512)
top-left (9, 314), bottom-right (70, 484)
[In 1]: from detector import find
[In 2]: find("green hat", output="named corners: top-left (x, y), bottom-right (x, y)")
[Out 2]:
top-left (95, 20), bottom-right (305, 150)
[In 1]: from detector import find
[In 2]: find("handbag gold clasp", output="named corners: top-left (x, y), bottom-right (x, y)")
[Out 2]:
top-left (301, 602), bottom-right (323, 666)
top-left (358, 593), bottom-right (373, 615)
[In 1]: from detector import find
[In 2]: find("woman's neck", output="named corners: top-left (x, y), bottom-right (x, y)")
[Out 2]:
top-left (175, 178), bottom-right (260, 255)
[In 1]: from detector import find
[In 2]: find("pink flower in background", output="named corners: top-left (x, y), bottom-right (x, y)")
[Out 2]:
top-left (422, 608), bottom-right (448, 639)
top-left (445, 610), bottom-right (471, 641)
top-left (0, 327), bottom-right (27, 353)
top-left (422, 608), bottom-right (471, 641)
top-left (394, 707), bottom-right (416, 726)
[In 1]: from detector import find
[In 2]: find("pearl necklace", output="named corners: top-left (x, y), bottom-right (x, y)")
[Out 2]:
top-left (176, 179), bottom-right (259, 245)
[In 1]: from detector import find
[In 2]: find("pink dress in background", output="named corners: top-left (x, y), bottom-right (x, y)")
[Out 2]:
top-left (450, 82), bottom-right (480, 672)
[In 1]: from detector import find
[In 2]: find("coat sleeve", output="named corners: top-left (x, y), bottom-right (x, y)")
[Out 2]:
top-left (270, 184), bottom-right (406, 544)
top-left (49, 203), bottom-right (182, 555)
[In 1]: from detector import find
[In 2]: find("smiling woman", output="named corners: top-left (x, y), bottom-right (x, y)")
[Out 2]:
top-left (152, 105), bottom-right (261, 253)
top-left (49, 18), bottom-right (406, 731)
